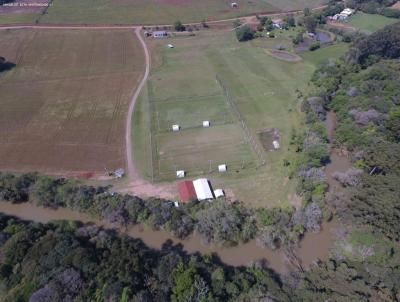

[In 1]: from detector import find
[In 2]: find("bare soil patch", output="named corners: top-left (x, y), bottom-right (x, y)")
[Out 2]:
top-left (391, 1), bottom-right (400, 10)
top-left (0, 29), bottom-right (144, 174)
top-left (265, 49), bottom-right (302, 61)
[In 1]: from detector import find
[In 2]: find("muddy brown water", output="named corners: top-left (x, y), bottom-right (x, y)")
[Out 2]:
top-left (0, 202), bottom-right (338, 274)
top-left (0, 111), bottom-right (349, 274)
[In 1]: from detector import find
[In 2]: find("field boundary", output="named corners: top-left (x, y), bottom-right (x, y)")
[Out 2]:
top-left (216, 74), bottom-right (266, 167)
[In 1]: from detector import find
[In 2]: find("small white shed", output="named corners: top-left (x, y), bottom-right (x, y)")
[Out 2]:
top-left (214, 189), bottom-right (225, 198)
top-left (218, 164), bottom-right (227, 173)
top-left (167, 44), bottom-right (174, 48)
top-left (231, 2), bottom-right (238, 8)
top-left (176, 170), bottom-right (185, 178)
top-left (273, 140), bottom-right (280, 149)
top-left (172, 124), bottom-right (180, 132)
top-left (203, 121), bottom-right (210, 128)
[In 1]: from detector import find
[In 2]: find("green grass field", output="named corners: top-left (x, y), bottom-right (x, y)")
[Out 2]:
top-left (347, 12), bottom-right (398, 33)
top-left (133, 30), bottom-right (325, 206)
top-left (36, 0), bottom-right (326, 25)
top-left (301, 43), bottom-right (349, 65)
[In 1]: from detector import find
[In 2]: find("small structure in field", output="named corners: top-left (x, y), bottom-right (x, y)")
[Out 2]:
top-left (114, 168), bottom-right (125, 178)
top-left (172, 124), bottom-right (180, 132)
top-left (273, 140), bottom-right (280, 149)
top-left (167, 44), bottom-right (174, 48)
top-left (331, 8), bottom-right (355, 21)
top-left (202, 121), bottom-right (210, 128)
top-left (153, 31), bottom-right (168, 38)
top-left (193, 178), bottom-right (214, 201)
top-left (231, 2), bottom-right (238, 8)
top-left (218, 164), bottom-right (227, 173)
top-left (178, 181), bottom-right (197, 203)
top-left (176, 170), bottom-right (185, 178)
top-left (214, 189), bottom-right (225, 198)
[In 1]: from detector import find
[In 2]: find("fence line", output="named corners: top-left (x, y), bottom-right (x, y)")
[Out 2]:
top-left (216, 75), bottom-right (266, 166)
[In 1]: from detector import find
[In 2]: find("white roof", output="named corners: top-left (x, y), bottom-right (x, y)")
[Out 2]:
top-left (214, 189), bottom-right (225, 198)
top-left (172, 124), bottom-right (180, 131)
top-left (168, 44), bottom-right (174, 48)
top-left (218, 164), bottom-right (227, 172)
top-left (273, 140), bottom-right (280, 149)
top-left (203, 121), bottom-right (210, 127)
top-left (176, 170), bottom-right (185, 178)
top-left (193, 178), bottom-right (214, 201)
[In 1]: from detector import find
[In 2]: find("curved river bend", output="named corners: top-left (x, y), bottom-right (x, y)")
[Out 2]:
top-left (0, 112), bottom-right (350, 274)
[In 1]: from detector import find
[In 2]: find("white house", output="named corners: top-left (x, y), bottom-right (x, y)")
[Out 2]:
top-left (172, 124), bottom-right (180, 132)
top-left (202, 121), bottom-right (210, 128)
top-left (193, 178), bottom-right (214, 201)
top-left (176, 170), bottom-right (185, 178)
top-left (231, 2), bottom-right (238, 8)
top-left (167, 44), bottom-right (174, 48)
top-left (273, 140), bottom-right (280, 149)
top-left (218, 164), bottom-right (227, 172)
top-left (153, 31), bottom-right (167, 38)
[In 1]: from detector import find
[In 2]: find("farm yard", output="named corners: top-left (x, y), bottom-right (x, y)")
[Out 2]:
top-left (38, 0), bottom-right (327, 25)
top-left (133, 30), bottom-right (323, 206)
top-left (0, 29), bottom-right (144, 175)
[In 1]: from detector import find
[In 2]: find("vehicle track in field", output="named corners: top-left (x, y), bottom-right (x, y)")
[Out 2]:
top-left (122, 28), bottom-right (176, 200)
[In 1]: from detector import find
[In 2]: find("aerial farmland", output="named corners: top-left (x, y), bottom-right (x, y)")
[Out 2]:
top-left (0, 29), bottom-right (144, 175)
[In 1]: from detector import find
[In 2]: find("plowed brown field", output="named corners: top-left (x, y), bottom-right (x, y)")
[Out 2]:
top-left (0, 29), bottom-right (144, 174)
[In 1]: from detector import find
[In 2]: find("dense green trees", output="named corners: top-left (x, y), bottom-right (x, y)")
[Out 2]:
top-left (235, 25), bottom-right (254, 42)
top-left (0, 215), bottom-right (290, 301)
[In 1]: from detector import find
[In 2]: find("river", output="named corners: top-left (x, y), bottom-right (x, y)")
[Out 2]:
top-left (0, 111), bottom-right (350, 274)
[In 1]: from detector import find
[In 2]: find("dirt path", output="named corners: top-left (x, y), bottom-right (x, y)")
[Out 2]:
top-left (121, 28), bottom-right (176, 200)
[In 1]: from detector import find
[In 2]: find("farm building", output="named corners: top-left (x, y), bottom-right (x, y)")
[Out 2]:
top-left (178, 181), bottom-right (197, 203)
top-left (176, 170), bottom-right (185, 178)
top-left (203, 121), bottom-right (210, 128)
top-left (114, 168), bottom-right (125, 178)
top-left (231, 2), bottom-right (238, 8)
top-left (214, 189), bottom-right (225, 198)
top-left (330, 8), bottom-right (355, 21)
top-left (153, 31), bottom-right (167, 38)
top-left (177, 178), bottom-right (218, 202)
top-left (193, 178), bottom-right (214, 201)
top-left (172, 124), bottom-right (180, 132)
top-left (218, 164), bottom-right (227, 172)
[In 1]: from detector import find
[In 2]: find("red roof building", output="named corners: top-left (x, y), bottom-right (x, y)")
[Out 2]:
top-left (178, 181), bottom-right (197, 203)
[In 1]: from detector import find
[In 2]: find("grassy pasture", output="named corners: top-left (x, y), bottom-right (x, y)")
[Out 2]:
top-left (0, 29), bottom-right (144, 174)
top-left (347, 12), bottom-right (398, 33)
top-left (301, 43), bottom-right (349, 65)
top-left (133, 30), bottom-right (318, 206)
top-left (39, 0), bottom-right (326, 25)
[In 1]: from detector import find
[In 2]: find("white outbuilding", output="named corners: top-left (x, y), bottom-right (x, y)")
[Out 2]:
top-left (193, 178), bottom-right (214, 201)
top-left (202, 121), bottom-right (210, 128)
top-left (214, 189), bottom-right (225, 198)
top-left (218, 164), bottom-right (227, 173)
top-left (273, 140), bottom-right (280, 149)
top-left (176, 170), bottom-right (185, 178)
top-left (167, 44), bottom-right (174, 48)
top-left (172, 124), bottom-right (180, 132)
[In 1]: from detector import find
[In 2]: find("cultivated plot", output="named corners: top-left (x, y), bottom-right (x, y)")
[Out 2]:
top-left (0, 29), bottom-right (144, 174)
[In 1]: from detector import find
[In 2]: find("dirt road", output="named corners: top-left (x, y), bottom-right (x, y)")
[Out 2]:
top-left (121, 28), bottom-right (176, 200)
